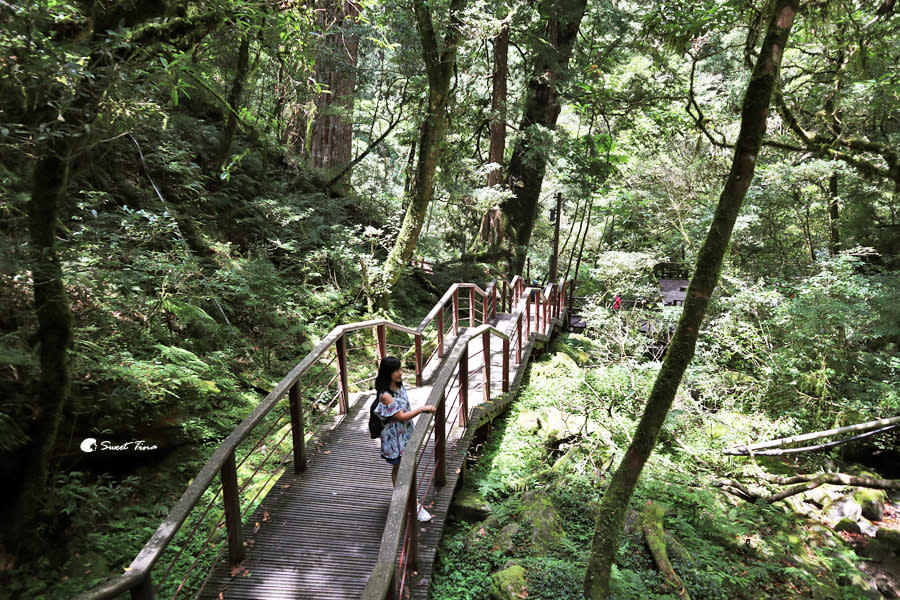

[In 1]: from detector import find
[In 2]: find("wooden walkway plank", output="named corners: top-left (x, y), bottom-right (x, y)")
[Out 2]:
top-left (197, 310), bottom-right (555, 600)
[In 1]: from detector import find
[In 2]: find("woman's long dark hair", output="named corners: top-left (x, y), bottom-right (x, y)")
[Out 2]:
top-left (374, 356), bottom-right (402, 397)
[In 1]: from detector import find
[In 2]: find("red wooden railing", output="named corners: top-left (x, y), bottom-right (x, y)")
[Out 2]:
top-left (73, 275), bottom-right (568, 600)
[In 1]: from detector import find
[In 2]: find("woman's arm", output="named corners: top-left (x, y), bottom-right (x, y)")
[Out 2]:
top-left (380, 392), bottom-right (437, 422)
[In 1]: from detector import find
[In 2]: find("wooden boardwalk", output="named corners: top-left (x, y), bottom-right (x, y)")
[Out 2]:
top-left (199, 314), bottom-right (533, 600)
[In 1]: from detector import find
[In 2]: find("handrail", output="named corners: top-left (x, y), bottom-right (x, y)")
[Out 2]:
top-left (73, 319), bottom-right (420, 600)
top-left (74, 275), bottom-right (568, 600)
top-left (362, 324), bottom-right (511, 600)
top-left (362, 279), bottom-right (569, 600)
top-left (415, 282), bottom-right (491, 334)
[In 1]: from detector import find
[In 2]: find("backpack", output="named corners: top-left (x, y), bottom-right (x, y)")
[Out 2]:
top-left (369, 394), bottom-right (387, 439)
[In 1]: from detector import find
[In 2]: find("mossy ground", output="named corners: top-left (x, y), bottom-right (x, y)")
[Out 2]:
top-left (429, 338), bottom-right (876, 600)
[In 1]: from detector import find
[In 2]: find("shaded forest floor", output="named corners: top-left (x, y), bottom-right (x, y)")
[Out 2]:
top-left (429, 340), bottom-right (900, 600)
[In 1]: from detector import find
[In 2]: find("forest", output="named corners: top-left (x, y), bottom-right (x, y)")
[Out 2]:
top-left (1, 0), bottom-right (899, 599)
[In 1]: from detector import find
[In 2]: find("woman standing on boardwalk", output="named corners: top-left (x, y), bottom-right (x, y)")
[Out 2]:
top-left (373, 356), bottom-right (436, 485)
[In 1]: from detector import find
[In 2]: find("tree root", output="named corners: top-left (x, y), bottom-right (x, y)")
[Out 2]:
top-left (641, 501), bottom-right (691, 599)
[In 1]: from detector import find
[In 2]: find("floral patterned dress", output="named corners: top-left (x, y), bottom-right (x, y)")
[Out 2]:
top-left (375, 385), bottom-right (414, 462)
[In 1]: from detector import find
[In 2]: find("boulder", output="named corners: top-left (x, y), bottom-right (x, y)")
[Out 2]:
top-left (876, 577), bottom-right (898, 599)
top-left (519, 490), bottom-right (566, 553)
top-left (803, 485), bottom-right (843, 508)
top-left (490, 564), bottom-right (527, 600)
top-left (854, 488), bottom-right (887, 522)
top-left (875, 528), bottom-right (900, 552)
top-left (494, 523), bottom-right (521, 555)
top-left (860, 539), bottom-right (892, 563)
top-left (452, 488), bottom-right (492, 522)
top-left (825, 495), bottom-right (862, 523)
top-left (784, 494), bottom-right (817, 517)
top-left (835, 519), bottom-right (861, 534)
top-left (515, 410), bottom-right (542, 435)
top-left (859, 517), bottom-right (879, 538)
top-left (621, 508), bottom-right (642, 536)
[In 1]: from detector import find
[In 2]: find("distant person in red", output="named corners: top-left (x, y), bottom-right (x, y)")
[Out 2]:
top-left (613, 295), bottom-right (621, 310)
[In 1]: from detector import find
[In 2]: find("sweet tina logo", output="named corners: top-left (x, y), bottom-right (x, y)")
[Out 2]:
top-left (79, 438), bottom-right (159, 453)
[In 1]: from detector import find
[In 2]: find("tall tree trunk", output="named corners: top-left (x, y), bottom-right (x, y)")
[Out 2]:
top-left (377, 0), bottom-right (465, 300)
top-left (487, 23), bottom-right (508, 188)
top-left (308, 0), bottom-right (361, 181)
top-left (583, 2), bottom-right (799, 597)
top-left (476, 22), bottom-right (510, 252)
top-left (216, 34), bottom-right (251, 171)
top-left (500, 0), bottom-right (587, 275)
top-left (829, 172), bottom-right (840, 255)
top-left (12, 149), bottom-right (74, 552)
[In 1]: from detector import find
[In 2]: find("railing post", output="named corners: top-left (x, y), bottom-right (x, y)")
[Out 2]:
top-left (543, 293), bottom-right (548, 333)
top-left (553, 284), bottom-right (562, 319)
top-left (459, 345), bottom-right (469, 427)
top-left (525, 298), bottom-right (532, 340)
top-left (491, 284), bottom-right (497, 319)
top-left (336, 333), bottom-right (350, 414)
top-left (437, 309), bottom-right (445, 358)
top-left (436, 392), bottom-right (446, 486)
top-left (222, 451), bottom-right (245, 565)
top-left (482, 330), bottom-right (491, 403)
top-left (482, 289), bottom-right (488, 325)
top-left (502, 338), bottom-right (510, 392)
top-left (130, 574), bottom-right (153, 600)
top-left (289, 383), bottom-right (306, 473)
top-left (377, 324), bottom-right (387, 361)
top-left (406, 473), bottom-right (419, 572)
top-left (452, 288), bottom-right (459, 336)
top-left (550, 287), bottom-right (557, 321)
top-left (516, 314), bottom-right (522, 364)
top-left (469, 286), bottom-right (475, 326)
top-left (415, 334), bottom-right (423, 386)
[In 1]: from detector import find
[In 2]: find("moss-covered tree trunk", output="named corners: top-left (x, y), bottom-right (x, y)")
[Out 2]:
top-left (500, 0), bottom-right (586, 276)
top-left (378, 0), bottom-right (465, 299)
top-left (828, 173), bottom-right (840, 256)
top-left (12, 150), bottom-right (74, 552)
top-left (216, 34), bottom-right (251, 171)
top-left (583, 2), bottom-right (799, 597)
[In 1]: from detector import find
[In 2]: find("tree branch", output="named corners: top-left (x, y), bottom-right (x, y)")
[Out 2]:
top-left (325, 93), bottom-right (405, 189)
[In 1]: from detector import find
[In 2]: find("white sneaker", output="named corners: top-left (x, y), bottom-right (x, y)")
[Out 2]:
top-left (417, 504), bottom-right (433, 522)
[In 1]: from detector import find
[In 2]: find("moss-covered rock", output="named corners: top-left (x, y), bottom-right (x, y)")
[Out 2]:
top-left (875, 527), bottom-right (900, 552)
top-left (835, 518), bottom-right (861, 534)
top-left (622, 508), bottom-right (642, 536)
top-left (516, 405), bottom-right (600, 448)
top-left (519, 490), bottom-right (566, 553)
top-left (489, 564), bottom-right (527, 600)
top-left (453, 488), bottom-right (493, 522)
top-left (494, 523), bottom-right (521, 554)
top-left (853, 488), bottom-right (887, 522)
top-left (824, 495), bottom-right (862, 523)
top-left (803, 485), bottom-right (844, 508)
top-left (860, 538), bottom-right (891, 562)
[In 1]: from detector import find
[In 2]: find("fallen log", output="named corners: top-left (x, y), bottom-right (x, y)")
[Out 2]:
top-left (723, 416), bottom-right (900, 455)
top-left (714, 472), bottom-right (900, 504)
top-left (725, 424), bottom-right (900, 456)
top-left (759, 472), bottom-right (900, 491)
top-left (641, 501), bottom-right (691, 599)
